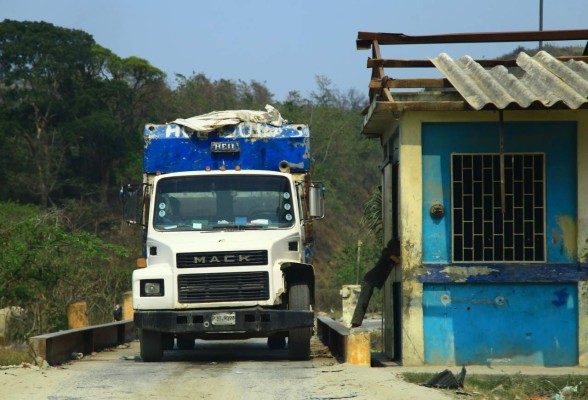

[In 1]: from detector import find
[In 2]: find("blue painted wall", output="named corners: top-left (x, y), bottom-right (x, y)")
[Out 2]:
top-left (423, 283), bottom-right (578, 366)
top-left (422, 121), bottom-right (577, 264)
top-left (419, 121), bottom-right (580, 366)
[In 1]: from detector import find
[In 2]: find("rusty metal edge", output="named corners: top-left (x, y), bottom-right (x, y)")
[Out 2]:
top-left (317, 316), bottom-right (371, 366)
top-left (28, 320), bottom-right (137, 366)
top-left (357, 29), bottom-right (588, 47)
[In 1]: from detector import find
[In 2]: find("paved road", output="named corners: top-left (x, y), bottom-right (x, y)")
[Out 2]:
top-left (1, 337), bottom-right (453, 400)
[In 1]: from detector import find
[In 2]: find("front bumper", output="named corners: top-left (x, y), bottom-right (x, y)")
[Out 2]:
top-left (134, 308), bottom-right (314, 335)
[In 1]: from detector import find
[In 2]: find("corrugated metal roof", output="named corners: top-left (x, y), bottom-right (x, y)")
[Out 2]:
top-left (431, 51), bottom-right (588, 110)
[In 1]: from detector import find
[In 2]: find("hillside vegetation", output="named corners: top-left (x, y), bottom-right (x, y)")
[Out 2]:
top-left (0, 20), bottom-right (382, 339)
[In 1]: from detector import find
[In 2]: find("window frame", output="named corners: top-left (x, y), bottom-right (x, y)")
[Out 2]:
top-left (450, 152), bottom-right (547, 263)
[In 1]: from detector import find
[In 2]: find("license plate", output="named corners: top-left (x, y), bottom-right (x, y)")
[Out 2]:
top-left (211, 312), bottom-right (236, 326)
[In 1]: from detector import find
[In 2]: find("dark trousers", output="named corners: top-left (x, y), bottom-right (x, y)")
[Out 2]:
top-left (350, 280), bottom-right (375, 327)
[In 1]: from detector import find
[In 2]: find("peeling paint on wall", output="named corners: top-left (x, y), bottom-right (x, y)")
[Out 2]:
top-left (553, 215), bottom-right (577, 260)
top-left (143, 123), bottom-right (311, 174)
top-left (439, 266), bottom-right (499, 282)
top-left (423, 283), bottom-right (579, 366)
top-left (399, 111), bottom-right (586, 367)
top-left (402, 239), bottom-right (422, 267)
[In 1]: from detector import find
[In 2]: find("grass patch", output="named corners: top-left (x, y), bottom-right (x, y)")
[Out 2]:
top-left (369, 329), bottom-right (383, 352)
top-left (0, 346), bottom-right (33, 366)
top-left (402, 372), bottom-right (587, 399)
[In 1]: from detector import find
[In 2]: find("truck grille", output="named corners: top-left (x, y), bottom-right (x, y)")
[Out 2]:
top-left (176, 250), bottom-right (268, 268)
top-left (177, 272), bottom-right (269, 303)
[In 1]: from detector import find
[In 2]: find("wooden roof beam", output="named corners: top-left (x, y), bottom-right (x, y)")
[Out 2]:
top-left (369, 40), bottom-right (393, 102)
top-left (357, 29), bottom-right (588, 49)
top-left (369, 78), bottom-right (452, 89)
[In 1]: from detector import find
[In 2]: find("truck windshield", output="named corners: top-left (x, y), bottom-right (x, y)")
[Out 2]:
top-left (153, 175), bottom-right (295, 231)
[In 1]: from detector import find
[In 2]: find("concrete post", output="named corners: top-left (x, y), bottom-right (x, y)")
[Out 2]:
top-left (67, 301), bottom-right (88, 329)
top-left (122, 291), bottom-right (134, 321)
top-left (340, 284), bottom-right (361, 328)
top-left (0, 308), bottom-right (8, 346)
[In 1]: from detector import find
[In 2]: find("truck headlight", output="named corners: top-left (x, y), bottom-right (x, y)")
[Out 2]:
top-left (140, 279), bottom-right (164, 297)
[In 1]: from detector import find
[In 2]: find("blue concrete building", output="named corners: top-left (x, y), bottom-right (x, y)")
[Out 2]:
top-left (356, 30), bottom-right (588, 366)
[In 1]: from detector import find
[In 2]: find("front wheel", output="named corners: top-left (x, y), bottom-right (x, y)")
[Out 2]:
top-left (140, 329), bottom-right (163, 362)
top-left (177, 335), bottom-right (194, 350)
top-left (288, 280), bottom-right (312, 360)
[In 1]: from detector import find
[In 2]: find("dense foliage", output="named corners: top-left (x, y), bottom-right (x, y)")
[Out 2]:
top-left (0, 19), bottom-right (383, 337)
top-left (0, 203), bottom-right (131, 340)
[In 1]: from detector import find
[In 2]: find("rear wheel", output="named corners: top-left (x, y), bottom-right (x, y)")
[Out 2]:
top-left (162, 333), bottom-right (174, 350)
top-left (267, 334), bottom-right (287, 350)
top-left (140, 329), bottom-right (163, 362)
top-left (288, 281), bottom-right (312, 360)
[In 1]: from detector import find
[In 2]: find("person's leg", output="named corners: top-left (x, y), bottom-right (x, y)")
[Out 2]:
top-left (350, 281), bottom-right (374, 327)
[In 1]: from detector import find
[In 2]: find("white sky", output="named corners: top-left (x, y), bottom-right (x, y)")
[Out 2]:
top-left (2, 0), bottom-right (587, 101)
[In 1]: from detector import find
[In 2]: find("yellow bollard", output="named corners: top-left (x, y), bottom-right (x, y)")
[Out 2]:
top-left (67, 300), bottom-right (88, 329)
top-left (345, 329), bottom-right (371, 366)
top-left (122, 291), bottom-right (134, 321)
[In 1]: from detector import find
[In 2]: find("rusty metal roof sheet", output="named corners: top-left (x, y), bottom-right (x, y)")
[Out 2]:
top-left (431, 51), bottom-right (588, 110)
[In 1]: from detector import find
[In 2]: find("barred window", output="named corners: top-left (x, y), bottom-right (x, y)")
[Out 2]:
top-left (451, 153), bottom-right (545, 262)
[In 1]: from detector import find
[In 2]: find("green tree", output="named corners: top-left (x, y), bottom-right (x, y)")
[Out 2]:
top-left (361, 187), bottom-right (383, 243)
top-left (170, 73), bottom-right (274, 118)
top-left (0, 20), bottom-right (166, 206)
top-left (0, 20), bottom-right (97, 206)
top-left (0, 203), bottom-right (131, 339)
top-left (67, 53), bottom-right (166, 204)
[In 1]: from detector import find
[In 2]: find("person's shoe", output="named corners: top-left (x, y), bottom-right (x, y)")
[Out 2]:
top-left (351, 323), bottom-right (361, 328)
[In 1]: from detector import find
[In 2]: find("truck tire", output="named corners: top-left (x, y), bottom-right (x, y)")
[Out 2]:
top-left (162, 333), bottom-right (174, 350)
top-left (177, 335), bottom-right (194, 350)
top-left (267, 335), bottom-right (286, 350)
top-left (288, 281), bottom-right (312, 360)
top-left (140, 329), bottom-right (163, 362)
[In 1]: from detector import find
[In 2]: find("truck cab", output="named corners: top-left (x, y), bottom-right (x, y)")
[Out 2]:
top-left (122, 108), bottom-right (324, 361)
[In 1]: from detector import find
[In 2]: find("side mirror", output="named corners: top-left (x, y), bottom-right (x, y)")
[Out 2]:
top-left (308, 182), bottom-right (325, 219)
top-left (120, 183), bottom-right (144, 225)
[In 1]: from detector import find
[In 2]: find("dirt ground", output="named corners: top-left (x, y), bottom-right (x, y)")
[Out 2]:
top-left (0, 339), bottom-right (455, 400)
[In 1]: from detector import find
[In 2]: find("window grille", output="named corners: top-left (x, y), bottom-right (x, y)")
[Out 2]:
top-left (451, 153), bottom-right (545, 262)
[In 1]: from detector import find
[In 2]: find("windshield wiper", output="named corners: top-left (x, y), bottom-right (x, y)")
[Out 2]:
top-left (159, 223), bottom-right (199, 231)
top-left (210, 224), bottom-right (265, 231)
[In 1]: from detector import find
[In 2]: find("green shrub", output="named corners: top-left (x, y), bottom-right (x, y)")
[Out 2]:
top-left (0, 202), bottom-right (132, 342)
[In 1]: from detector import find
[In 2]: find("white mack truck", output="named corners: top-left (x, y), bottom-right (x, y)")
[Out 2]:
top-left (121, 106), bottom-right (324, 361)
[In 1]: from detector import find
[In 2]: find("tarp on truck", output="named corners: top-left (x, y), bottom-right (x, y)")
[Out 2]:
top-left (172, 104), bottom-right (285, 133)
